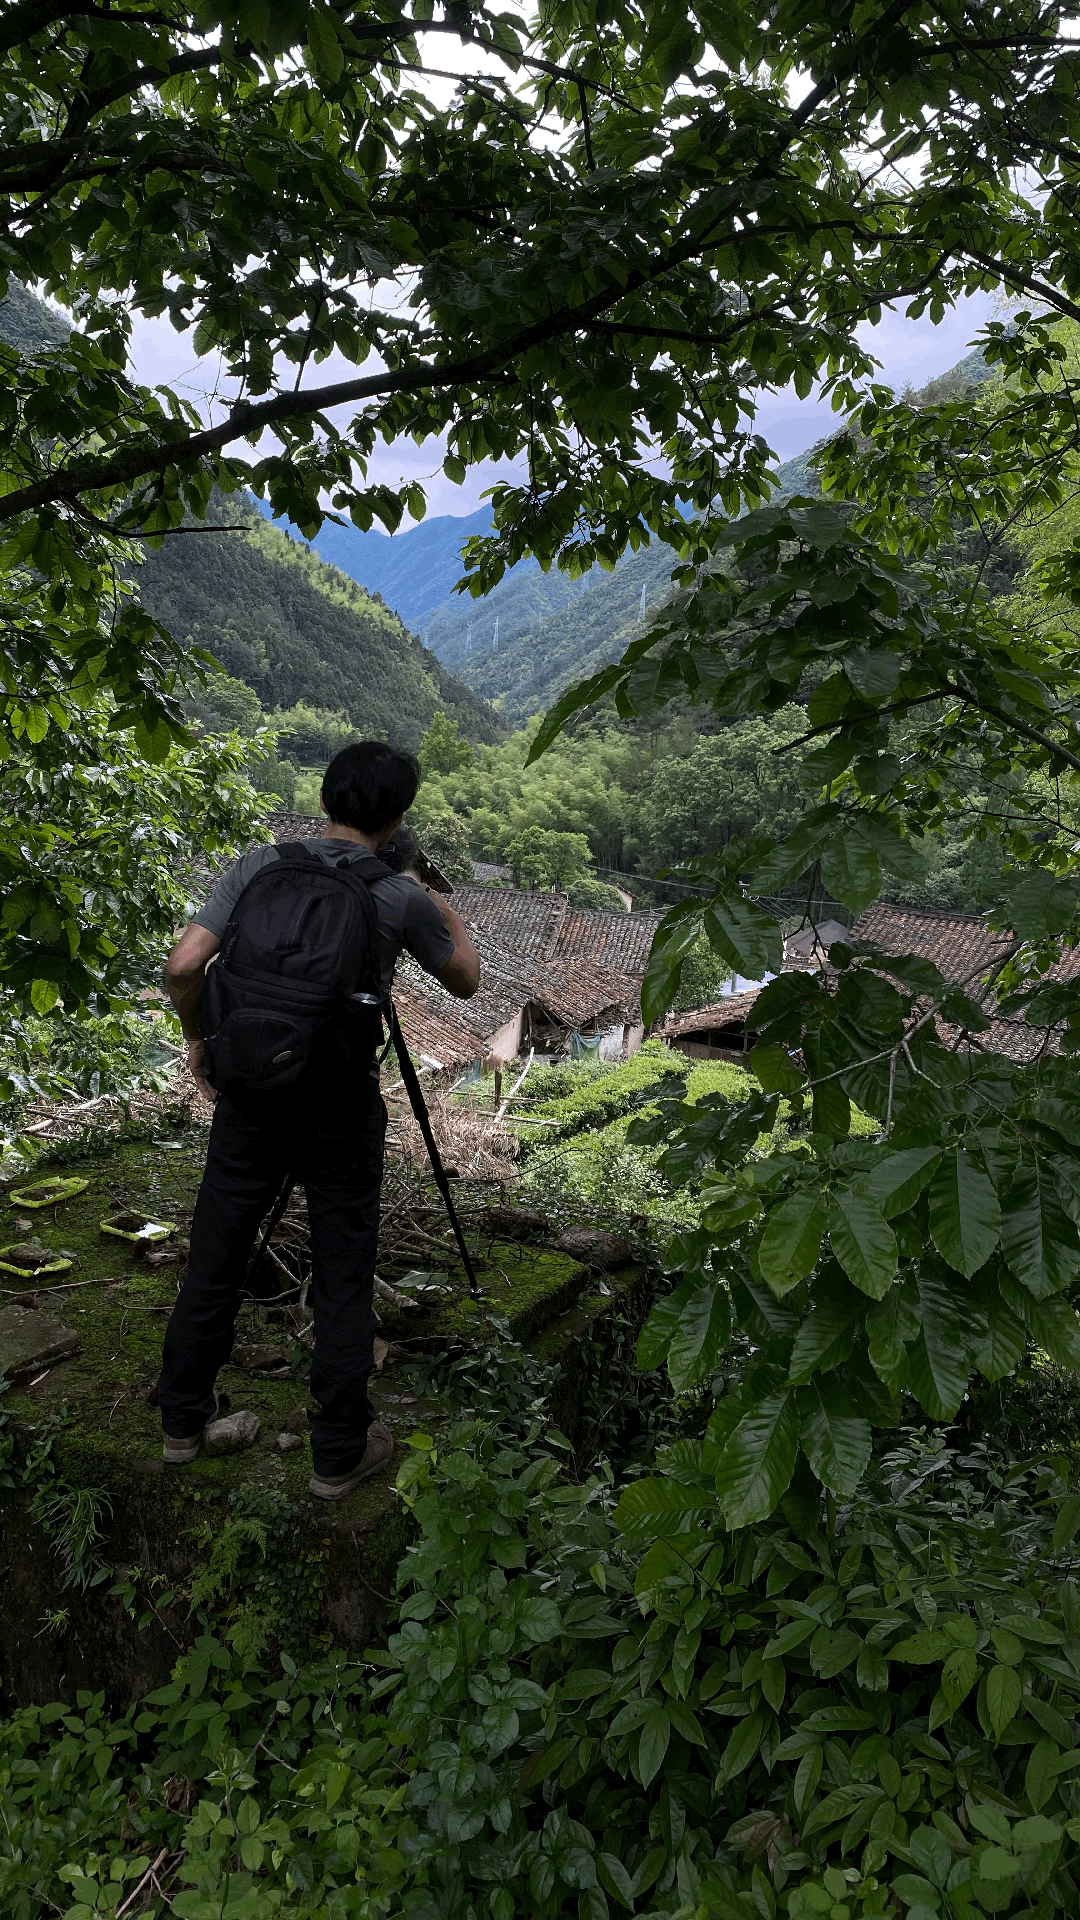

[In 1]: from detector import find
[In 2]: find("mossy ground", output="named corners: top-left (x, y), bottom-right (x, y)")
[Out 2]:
top-left (0, 1121), bottom-right (651, 1701)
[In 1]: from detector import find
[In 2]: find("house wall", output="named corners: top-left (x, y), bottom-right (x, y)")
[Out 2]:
top-left (485, 1007), bottom-right (526, 1064)
top-left (625, 1024), bottom-right (645, 1056)
top-left (672, 1037), bottom-right (749, 1062)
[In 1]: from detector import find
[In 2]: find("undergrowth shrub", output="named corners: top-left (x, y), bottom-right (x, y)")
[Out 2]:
top-left (4, 1333), bottom-right (1080, 1919)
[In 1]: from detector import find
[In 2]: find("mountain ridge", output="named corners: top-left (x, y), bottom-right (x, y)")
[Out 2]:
top-left (250, 341), bottom-right (991, 723)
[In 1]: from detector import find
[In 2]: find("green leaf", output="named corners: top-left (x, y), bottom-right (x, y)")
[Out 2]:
top-left (788, 1283), bottom-right (865, 1385)
top-left (828, 1188), bottom-right (897, 1299)
top-left (978, 1845), bottom-right (1022, 1882)
top-left (856, 1644), bottom-right (890, 1691)
top-left (928, 1149), bottom-right (1000, 1276)
top-left (637, 1280), bottom-right (695, 1371)
top-left (758, 1190), bottom-right (827, 1296)
top-left (515, 1597), bottom-right (561, 1643)
top-left (798, 1377), bottom-right (872, 1495)
top-left (890, 1629), bottom-right (950, 1663)
top-left (972, 1286), bottom-right (1026, 1383)
top-left (640, 917), bottom-right (702, 1026)
top-left (528, 663), bottom-right (629, 764)
top-left (761, 1656), bottom-right (786, 1710)
top-left (1012, 1814), bottom-right (1063, 1848)
top-left (1027, 1296), bottom-right (1080, 1369)
top-left (820, 826), bottom-right (881, 914)
top-left (306, 7), bottom-right (344, 81)
top-left (751, 810), bottom-right (836, 892)
top-left (1026, 1738), bottom-right (1062, 1813)
top-left (1005, 869), bottom-right (1080, 941)
top-left (597, 1854), bottom-right (635, 1910)
top-left (1052, 1494), bottom-right (1080, 1552)
top-left (861, 1147), bottom-right (941, 1219)
top-left (985, 1664), bottom-right (1022, 1736)
top-left (482, 1703), bottom-right (520, 1755)
top-left (907, 1271), bottom-right (971, 1419)
top-left (30, 977), bottom-right (61, 1015)
top-left (705, 895), bottom-right (783, 980)
top-left (1000, 1158), bottom-right (1080, 1299)
top-left (636, 1707), bottom-right (670, 1787)
top-left (941, 1646), bottom-right (978, 1710)
top-left (844, 647), bottom-right (902, 700)
top-left (810, 1625), bottom-right (862, 1677)
top-left (865, 1287), bottom-right (919, 1380)
top-left (717, 1711), bottom-right (764, 1781)
top-left (614, 1477), bottom-right (715, 1537)
top-left (793, 1743), bottom-right (823, 1815)
top-left (812, 1078), bottom-right (850, 1139)
top-left (716, 1384), bottom-right (799, 1527)
top-left (750, 1043), bottom-right (805, 1093)
top-left (666, 1281), bottom-right (732, 1391)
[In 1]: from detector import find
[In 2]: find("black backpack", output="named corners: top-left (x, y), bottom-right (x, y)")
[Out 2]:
top-left (200, 843), bottom-right (391, 1097)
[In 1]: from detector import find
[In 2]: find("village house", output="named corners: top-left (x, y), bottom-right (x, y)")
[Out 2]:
top-left (265, 815), bottom-right (652, 1077)
top-left (655, 900), bottom-right (1080, 1064)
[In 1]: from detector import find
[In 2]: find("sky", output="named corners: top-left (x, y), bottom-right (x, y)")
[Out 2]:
top-left (122, 287), bottom-right (1001, 525)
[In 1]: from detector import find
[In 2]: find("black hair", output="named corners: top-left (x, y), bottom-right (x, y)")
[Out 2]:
top-left (321, 741), bottom-right (420, 832)
top-left (380, 824), bottom-right (421, 873)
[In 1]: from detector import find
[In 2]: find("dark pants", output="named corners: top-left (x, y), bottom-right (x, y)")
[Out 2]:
top-left (157, 1086), bottom-right (385, 1476)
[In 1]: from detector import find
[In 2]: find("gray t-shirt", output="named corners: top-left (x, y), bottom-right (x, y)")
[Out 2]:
top-left (192, 837), bottom-right (454, 995)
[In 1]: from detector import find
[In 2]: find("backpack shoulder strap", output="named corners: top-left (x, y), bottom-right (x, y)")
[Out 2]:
top-left (271, 841), bottom-right (324, 868)
top-left (325, 850), bottom-right (394, 884)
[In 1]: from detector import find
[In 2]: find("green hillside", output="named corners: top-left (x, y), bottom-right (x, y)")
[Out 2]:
top-left (0, 287), bottom-right (500, 757)
top-left (0, 281), bottom-right (70, 353)
top-left (132, 492), bottom-right (502, 753)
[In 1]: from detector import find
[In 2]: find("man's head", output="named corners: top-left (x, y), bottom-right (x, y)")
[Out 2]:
top-left (320, 742), bottom-right (420, 843)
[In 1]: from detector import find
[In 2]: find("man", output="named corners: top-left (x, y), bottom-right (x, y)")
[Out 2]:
top-left (158, 740), bottom-right (480, 1499)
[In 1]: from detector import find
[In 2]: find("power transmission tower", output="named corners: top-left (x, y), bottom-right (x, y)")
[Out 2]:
top-left (639, 581), bottom-right (647, 621)
top-left (466, 621), bottom-right (473, 655)
top-left (493, 616), bottom-right (500, 650)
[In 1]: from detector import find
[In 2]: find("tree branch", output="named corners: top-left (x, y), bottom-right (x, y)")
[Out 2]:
top-left (962, 246), bottom-right (1080, 328)
top-left (0, 0), bottom-right (169, 55)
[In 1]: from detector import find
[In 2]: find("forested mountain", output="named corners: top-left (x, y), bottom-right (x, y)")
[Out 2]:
top-left (252, 499), bottom-right (497, 629)
top-left (0, 282), bottom-right (69, 353)
top-left (133, 494), bottom-right (502, 751)
top-left (0, 286), bottom-right (502, 753)
top-left (262, 346), bottom-right (992, 725)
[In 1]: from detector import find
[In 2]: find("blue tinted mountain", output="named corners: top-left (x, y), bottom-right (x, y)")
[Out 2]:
top-left (251, 496), bottom-right (497, 630)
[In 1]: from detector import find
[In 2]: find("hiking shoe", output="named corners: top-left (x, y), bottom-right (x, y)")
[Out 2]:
top-left (162, 1392), bottom-right (218, 1465)
top-left (308, 1421), bottom-right (394, 1501)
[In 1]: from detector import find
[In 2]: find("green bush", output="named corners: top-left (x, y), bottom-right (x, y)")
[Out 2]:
top-left (6, 1330), bottom-right (1080, 1920)
top-left (248, 749), bottom-right (297, 808)
top-left (567, 876), bottom-right (629, 911)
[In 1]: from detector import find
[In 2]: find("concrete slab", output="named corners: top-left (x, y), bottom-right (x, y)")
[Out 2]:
top-left (0, 1303), bottom-right (80, 1379)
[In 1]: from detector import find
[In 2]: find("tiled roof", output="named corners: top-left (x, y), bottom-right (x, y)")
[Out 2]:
top-left (849, 902), bottom-right (1013, 987)
top-left (552, 904), bottom-right (665, 973)
top-left (849, 900), bottom-right (1080, 1064)
top-left (267, 810), bottom-right (323, 842)
top-left (657, 992), bottom-right (764, 1041)
top-left (449, 883), bottom-right (563, 957)
top-left (450, 882), bottom-right (663, 976)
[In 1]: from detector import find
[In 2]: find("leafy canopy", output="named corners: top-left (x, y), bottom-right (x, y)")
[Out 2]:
top-left (531, 324), bottom-right (1080, 1527)
top-left (4, 0), bottom-right (1080, 1020)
